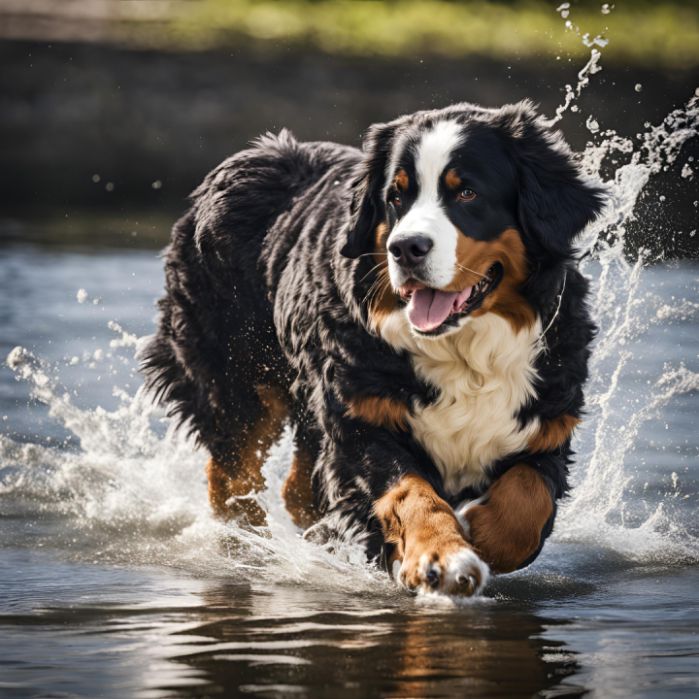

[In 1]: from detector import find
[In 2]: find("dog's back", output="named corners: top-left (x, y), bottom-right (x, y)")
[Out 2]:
top-left (141, 131), bottom-right (355, 462)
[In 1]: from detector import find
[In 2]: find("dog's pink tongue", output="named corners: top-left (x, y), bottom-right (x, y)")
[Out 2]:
top-left (407, 288), bottom-right (459, 332)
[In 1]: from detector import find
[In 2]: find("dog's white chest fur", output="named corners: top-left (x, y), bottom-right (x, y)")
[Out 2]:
top-left (382, 313), bottom-right (542, 494)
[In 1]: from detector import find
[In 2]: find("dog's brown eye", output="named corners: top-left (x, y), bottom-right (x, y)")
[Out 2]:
top-left (390, 192), bottom-right (402, 207)
top-left (458, 188), bottom-right (477, 202)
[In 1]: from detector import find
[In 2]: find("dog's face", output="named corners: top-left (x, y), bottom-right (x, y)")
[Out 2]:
top-left (342, 101), bottom-right (604, 337)
top-left (383, 120), bottom-right (521, 335)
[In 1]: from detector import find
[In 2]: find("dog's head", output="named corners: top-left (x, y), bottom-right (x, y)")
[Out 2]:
top-left (342, 101), bottom-right (604, 337)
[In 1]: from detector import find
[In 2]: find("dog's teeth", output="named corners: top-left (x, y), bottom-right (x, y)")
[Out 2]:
top-left (475, 277), bottom-right (491, 293)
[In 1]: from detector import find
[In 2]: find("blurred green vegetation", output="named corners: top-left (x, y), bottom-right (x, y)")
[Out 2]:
top-left (0, 212), bottom-right (173, 251)
top-left (145, 0), bottom-right (699, 68)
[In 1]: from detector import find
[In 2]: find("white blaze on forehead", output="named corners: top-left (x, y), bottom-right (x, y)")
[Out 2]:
top-left (387, 119), bottom-right (464, 290)
top-left (413, 119), bottom-right (464, 203)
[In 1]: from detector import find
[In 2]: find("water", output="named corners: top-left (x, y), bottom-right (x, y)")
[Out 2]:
top-left (1, 91), bottom-right (699, 699)
top-left (1, 249), bottom-right (697, 699)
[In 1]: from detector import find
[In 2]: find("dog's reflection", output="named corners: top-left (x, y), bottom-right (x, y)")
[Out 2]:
top-left (156, 582), bottom-right (584, 698)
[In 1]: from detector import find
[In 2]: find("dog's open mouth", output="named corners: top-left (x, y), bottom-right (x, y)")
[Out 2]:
top-left (399, 263), bottom-right (503, 335)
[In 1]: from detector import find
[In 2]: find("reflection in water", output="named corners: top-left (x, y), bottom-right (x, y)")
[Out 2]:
top-left (0, 549), bottom-right (590, 698)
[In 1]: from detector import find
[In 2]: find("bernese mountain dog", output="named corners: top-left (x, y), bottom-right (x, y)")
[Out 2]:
top-left (142, 101), bottom-right (604, 597)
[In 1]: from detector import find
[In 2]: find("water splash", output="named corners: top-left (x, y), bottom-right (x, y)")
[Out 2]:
top-left (2, 340), bottom-right (387, 594)
top-left (1, 95), bottom-right (698, 589)
top-left (552, 48), bottom-right (603, 125)
top-left (551, 1), bottom-right (607, 125)
top-left (552, 87), bottom-right (699, 564)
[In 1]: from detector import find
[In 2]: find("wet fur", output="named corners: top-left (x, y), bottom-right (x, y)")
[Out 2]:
top-left (142, 101), bottom-right (603, 571)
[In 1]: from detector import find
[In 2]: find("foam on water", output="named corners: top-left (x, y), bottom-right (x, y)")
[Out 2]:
top-left (2, 41), bottom-right (698, 591)
top-left (2, 342), bottom-right (387, 593)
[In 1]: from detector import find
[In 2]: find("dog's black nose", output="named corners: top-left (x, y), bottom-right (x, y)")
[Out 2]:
top-left (388, 236), bottom-right (433, 267)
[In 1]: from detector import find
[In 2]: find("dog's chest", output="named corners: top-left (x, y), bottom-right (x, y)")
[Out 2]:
top-left (383, 314), bottom-right (542, 494)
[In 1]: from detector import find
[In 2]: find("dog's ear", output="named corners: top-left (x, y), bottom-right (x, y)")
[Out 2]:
top-left (499, 101), bottom-right (606, 258)
top-left (341, 121), bottom-right (397, 259)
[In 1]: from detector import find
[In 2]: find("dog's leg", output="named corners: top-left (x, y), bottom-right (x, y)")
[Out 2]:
top-left (207, 384), bottom-right (289, 526)
top-left (458, 464), bottom-right (554, 573)
top-left (375, 474), bottom-right (489, 596)
top-left (282, 440), bottom-right (319, 530)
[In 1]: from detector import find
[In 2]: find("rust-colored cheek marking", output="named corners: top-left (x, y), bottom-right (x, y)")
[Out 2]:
top-left (444, 168), bottom-right (462, 190)
top-left (346, 395), bottom-right (408, 432)
top-left (464, 464), bottom-right (554, 574)
top-left (528, 414), bottom-right (580, 453)
top-left (374, 221), bottom-right (390, 252)
top-left (367, 223), bottom-right (398, 332)
top-left (447, 227), bottom-right (535, 333)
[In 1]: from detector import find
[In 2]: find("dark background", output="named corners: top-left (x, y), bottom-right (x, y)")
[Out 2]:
top-left (1, 0), bottom-right (697, 256)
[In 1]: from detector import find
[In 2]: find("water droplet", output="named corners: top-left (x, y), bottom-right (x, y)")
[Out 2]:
top-left (91, 174), bottom-right (100, 183)
top-left (151, 180), bottom-right (162, 190)
top-left (105, 182), bottom-right (115, 192)
top-left (634, 83), bottom-right (643, 92)
top-left (586, 116), bottom-right (600, 133)
top-left (556, 2), bottom-right (570, 19)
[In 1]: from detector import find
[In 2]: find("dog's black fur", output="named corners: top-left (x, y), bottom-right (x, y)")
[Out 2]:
top-left (142, 101), bottom-right (603, 569)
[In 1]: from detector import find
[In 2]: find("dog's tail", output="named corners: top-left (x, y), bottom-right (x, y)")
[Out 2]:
top-left (140, 130), bottom-right (316, 455)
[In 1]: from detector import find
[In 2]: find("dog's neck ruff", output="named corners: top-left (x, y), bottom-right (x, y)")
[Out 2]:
top-left (381, 311), bottom-right (543, 494)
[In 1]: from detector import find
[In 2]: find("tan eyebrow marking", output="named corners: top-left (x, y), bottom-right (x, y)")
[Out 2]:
top-left (444, 168), bottom-right (462, 190)
top-left (394, 168), bottom-right (409, 191)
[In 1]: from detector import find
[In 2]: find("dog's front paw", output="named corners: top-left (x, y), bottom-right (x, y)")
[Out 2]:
top-left (395, 539), bottom-right (489, 597)
top-left (376, 474), bottom-right (489, 597)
